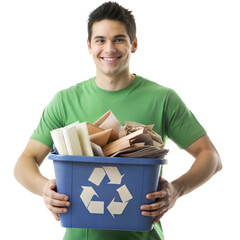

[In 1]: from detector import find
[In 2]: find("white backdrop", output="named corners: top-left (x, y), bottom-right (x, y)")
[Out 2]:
top-left (1, 0), bottom-right (239, 239)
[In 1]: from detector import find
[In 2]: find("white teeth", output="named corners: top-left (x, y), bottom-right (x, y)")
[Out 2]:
top-left (105, 58), bottom-right (116, 60)
top-left (102, 57), bottom-right (119, 62)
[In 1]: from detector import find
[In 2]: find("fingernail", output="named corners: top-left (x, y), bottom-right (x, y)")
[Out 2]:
top-left (64, 197), bottom-right (68, 200)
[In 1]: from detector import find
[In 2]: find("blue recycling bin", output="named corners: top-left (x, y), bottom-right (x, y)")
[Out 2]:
top-left (48, 153), bottom-right (167, 231)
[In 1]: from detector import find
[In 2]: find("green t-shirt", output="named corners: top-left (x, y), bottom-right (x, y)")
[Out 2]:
top-left (31, 75), bottom-right (206, 240)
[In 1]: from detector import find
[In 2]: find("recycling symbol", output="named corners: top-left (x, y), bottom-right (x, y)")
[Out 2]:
top-left (80, 166), bottom-right (133, 218)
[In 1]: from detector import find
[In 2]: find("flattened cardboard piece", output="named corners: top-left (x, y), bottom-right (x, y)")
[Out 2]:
top-left (148, 132), bottom-right (163, 145)
top-left (94, 110), bottom-right (122, 132)
top-left (103, 128), bottom-right (144, 152)
top-left (51, 128), bottom-right (68, 155)
top-left (91, 142), bottom-right (104, 156)
top-left (153, 140), bottom-right (164, 148)
top-left (90, 129), bottom-right (112, 147)
top-left (108, 128), bottom-right (119, 143)
top-left (131, 142), bottom-right (145, 147)
top-left (93, 110), bottom-right (110, 126)
top-left (125, 121), bottom-right (154, 130)
top-left (94, 110), bottom-right (110, 126)
top-left (124, 121), bottom-right (163, 145)
top-left (131, 133), bottom-right (153, 146)
top-left (65, 121), bottom-right (93, 156)
top-left (119, 125), bottom-right (127, 138)
top-left (87, 123), bottom-right (104, 135)
top-left (112, 145), bottom-right (169, 159)
top-left (62, 125), bottom-right (82, 155)
top-left (103, 140), bottom-right (131, 156)
top-left (76, 122), bottom-right (94, 156)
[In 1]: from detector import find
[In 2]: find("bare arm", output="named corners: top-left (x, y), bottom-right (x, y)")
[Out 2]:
top-left (172, 134), bottom-right (222, 197)
top-left (14, 139), bottom-right (51, 196)
top-left (14, 139), bottom-right (70, 220)
top-left (141, 134), bottom-right (222, 223)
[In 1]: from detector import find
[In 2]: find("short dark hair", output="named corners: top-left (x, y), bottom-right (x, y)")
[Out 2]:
top-left (87, 1), bottom-right (136, 43)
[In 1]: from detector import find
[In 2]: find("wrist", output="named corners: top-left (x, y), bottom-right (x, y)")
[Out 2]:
top-left (171, 179), bottom-right (185, 198)
top-left (41, 178), bottom-right (51, 197)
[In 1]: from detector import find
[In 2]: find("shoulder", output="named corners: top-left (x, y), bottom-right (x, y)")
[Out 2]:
top-left (45, 79), bottom-right (92, 109)
top-left (136, 75), bottom-right (173, 96)
top-left (137, 75), bottom-right (168, 89)
top-left (55, 78), bottom-right (92, 97)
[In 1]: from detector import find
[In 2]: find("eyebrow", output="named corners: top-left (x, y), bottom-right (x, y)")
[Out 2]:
top-left (93, 34), bottom-right (127, 40)
top-left (114, 35), bottom-right (127, 38)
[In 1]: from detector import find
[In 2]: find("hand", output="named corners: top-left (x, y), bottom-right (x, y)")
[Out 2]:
top-left (140, 178), bottom-right (179, 225)
top-left (43, 179), bottom-right (70, 221)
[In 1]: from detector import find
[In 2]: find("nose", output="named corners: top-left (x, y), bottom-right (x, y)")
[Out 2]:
top-left (104, 41), bottom-right (117, 54)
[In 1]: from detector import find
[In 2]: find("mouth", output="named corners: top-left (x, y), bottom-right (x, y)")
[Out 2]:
top-left (100, 56), bottom-right (122, 63)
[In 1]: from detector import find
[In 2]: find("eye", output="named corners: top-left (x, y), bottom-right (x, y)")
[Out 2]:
top-left (115, 38), bottom-right (125, 43)
top-left (95, 39), bottom-right (104, 44)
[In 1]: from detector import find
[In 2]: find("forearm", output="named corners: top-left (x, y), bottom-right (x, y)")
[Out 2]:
top-left (14, 155), bottom-right (49, 197)
top-left (141, 135), bottom-right (222, 222)
top-left (172, 149), bottom-right (222, 198)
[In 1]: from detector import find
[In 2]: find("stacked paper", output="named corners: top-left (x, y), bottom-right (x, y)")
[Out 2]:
top-left (50, 110), bottom-right (168, 159)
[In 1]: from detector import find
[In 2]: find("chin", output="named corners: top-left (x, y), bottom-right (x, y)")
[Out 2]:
top-left (102, 69), bottom-right (121, 76)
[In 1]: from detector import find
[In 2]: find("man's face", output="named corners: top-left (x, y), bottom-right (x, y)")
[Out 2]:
top-left (87, 19), bottom-right (137, 77)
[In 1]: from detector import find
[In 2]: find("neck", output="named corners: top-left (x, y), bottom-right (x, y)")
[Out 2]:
top-left (94, 71), bottom-right (135, 91)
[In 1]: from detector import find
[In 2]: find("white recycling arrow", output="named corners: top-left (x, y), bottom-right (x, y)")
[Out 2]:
top-left (80, 186), bottom-right (98, 208)
top-left (117, 184), bottom-right (133, 203)
top-left (103, 166), bottom-right (124, 185)
top-left (107, 198), bottom-right (128, 218)
top-left (88, 167), bottom-right (106, 186)
top-left (88, 201), bottom-right (104, 214)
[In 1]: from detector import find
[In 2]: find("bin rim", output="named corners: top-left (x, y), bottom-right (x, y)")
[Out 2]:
top-left (48, 153), bottom-right (167, 166)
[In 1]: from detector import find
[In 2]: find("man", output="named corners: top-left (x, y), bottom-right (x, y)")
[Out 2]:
top-left (14, 2), bottom-right (222, 240)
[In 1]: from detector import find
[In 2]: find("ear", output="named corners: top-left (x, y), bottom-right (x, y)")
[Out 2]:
top-left (131, 37), bottom-right (138, 53)
top-left (87, 39), bottom-right (92, 54)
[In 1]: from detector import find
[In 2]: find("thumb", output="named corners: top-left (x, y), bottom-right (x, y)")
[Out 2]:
top-left (159, 177), bottom-right (167, 184)
top-left (158, 177), bottom-right (168, 189)
top-left (49, 179), bottom-right (56, 190)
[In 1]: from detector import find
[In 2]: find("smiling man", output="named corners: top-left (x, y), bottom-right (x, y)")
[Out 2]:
top-left (14, 2), bottom-right (222, 240)
top-left (88, 19), bottom-right (137, 91)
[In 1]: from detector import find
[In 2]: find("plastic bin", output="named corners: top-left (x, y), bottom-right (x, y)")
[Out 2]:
top-left (48, 153), bottom-right (167, 231)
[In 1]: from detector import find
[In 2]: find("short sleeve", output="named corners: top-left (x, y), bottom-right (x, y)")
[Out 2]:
top-left (30, 92), bottom-right (65, 148)
top-left (165, 89), bottom-right (206, 149)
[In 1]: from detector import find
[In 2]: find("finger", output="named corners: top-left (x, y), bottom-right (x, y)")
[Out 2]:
top-left (153, 216), bottom-right (161, 225)
top-left (46, 204), bottom-right (69, 215)
top-left (45, 197), bottom-right (71, 208)
top-left (48, 179), bottom-right (59, 193)
top-left (153, 210), bottom-right (167, 224)
top-left (141, 201), bottom-right (165, 211)
top-left (46, 189), bottom-right (69, 201)
top-left (49, 179), bottom-right (56, 188)
top-left (158, 177), bottom-right (167, 184)
top-left (52, 213), bottom-right (60, 221)
top-left (146, 190), bottom-right (167, 199)
top-left (43, 180), bottom-right (69, 201)
top-left (142, 207), bottom-right (168, 217)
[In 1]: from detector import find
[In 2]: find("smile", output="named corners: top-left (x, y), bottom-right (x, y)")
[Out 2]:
top-left (100, 56), bottom-right (122, 63)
